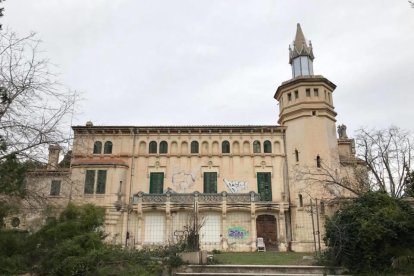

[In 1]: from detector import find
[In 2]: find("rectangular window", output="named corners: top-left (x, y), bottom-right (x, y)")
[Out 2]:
top-left (203, 172), bottom-right (217, 193)
top-left (287, 93), bottom-right (292, 101)
top-left (50, 180), bottom-right (61, 196)
top-left (294, 90), bottom-right (299, 99)
top-left (314, 88), bottom-right (319, 97)
top-left (150, 172), bottom-right (164, 194)
top-left (306, 88), bottom-right (310, 97)
top-left (96, 170), bottom-right (107, 194)
top-left (84, 170), bottom-right (95, 194)
top-left (257, 172), bottom-right (272, 201)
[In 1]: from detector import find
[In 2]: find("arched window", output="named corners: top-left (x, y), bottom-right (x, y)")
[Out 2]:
top-left (191, 141), bottom-right (199, 154)
top-left (295, 149), bottom-right (299, 162)
top-left (104, 141), bottom-right (113, 154)
top-left (299, 194), bottom-right (303, 207)
top-left (253, 140), bottom-right (261, 153)
top-left (93, 141), bottom-right (102, 154)
top-left (264, 140), bottom-right (272, 153)
top-left (159, 141), bottom-right (168, 154)
top-left (316, 155), bottom-right (321, 168)
top-left (222, 140), bottom-right (230, 154)
top-left (149, 141), bottom-right (157, 154)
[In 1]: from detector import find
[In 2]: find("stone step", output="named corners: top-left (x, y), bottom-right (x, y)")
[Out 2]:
top-left (174, 265), bottom-right (346, 276)
top-left (175, 273), bottom-right (328, 276)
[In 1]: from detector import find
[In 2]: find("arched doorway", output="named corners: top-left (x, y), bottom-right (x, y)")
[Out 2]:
top-left (256, 215), bottom-right (278, 250)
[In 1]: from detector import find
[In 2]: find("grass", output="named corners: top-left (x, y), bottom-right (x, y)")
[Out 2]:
top-left (212, 251), bottom-right (315, 265)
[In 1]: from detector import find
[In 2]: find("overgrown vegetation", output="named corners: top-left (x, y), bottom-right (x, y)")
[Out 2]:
top-left (0, 203), bottom-right (184, 275)
top-left (323, 192), bottom-right (414, 274)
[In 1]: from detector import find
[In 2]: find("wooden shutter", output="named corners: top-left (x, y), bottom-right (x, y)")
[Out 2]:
top-left (257, 172), bottom-right (272, 201)
top-left (96, 170), bottom-right (107, 194)
top-left (150, 172), bottom-right (164, 194)
top-left (203, 172), bottom-right (217, 193)
top-left (84, 170), bottom-right (95, 194)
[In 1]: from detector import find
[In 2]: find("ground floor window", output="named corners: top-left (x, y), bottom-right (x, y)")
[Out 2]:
top-left (50, 180), bottom-right (61, 196)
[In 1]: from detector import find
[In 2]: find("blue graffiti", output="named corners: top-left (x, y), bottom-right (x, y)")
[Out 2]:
top-left (228, 226), bottom-right (249, 239)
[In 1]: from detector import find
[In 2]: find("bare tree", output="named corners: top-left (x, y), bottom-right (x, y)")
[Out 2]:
top-left (0, 30), bottom-right (76, 162)
top-left (295, 159), bottom-right (369, 199)
top-left (356, 126), bottom-right (413, 198)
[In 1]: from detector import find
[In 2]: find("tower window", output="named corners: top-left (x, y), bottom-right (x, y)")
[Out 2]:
top-left (299, 194), bottom-right (303, 207)
top-left (93, 141), bottom-right (102, 154)
top-left (328, 93), bottom-right (331, 103)
top-left (324, 90), bottom-right (327, 100)
top-left (287, 93), bottom-right (292, 101)
top-left (264, 140), bottom-right (272, 153)
top-left (295, 149), bottom-right (299, 162)
top-left (316, 155), bottom-right (321, 168)
top-left (314, 88), bottom-right (319, 97)
top-left (222, 140), bottom-right (230, 154)
top-left (159, 141), bottom-right (168, 154)
top-left (306, 88), bottom-right (311, 97)
top-left (294, 90), bottom-right (299, 99)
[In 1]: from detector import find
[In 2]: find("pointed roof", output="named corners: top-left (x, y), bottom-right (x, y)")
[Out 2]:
top-left (289, 23), bottom-right (314, 64)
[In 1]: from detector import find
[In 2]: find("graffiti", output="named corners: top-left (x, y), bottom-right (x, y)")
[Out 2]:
top-left (228, 226), bottom-right (249, 239)
top-left (224, 179), bottom-right (248, 193)
top-left (172, 169), bottom-right (196, 192)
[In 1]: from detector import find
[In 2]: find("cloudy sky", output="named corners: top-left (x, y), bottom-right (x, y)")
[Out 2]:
top-left (4, 0), bottom-right (414, 136)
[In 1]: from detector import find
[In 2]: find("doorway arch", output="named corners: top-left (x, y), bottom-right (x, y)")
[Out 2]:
top-left (256, 214), bottom-right (278, 250)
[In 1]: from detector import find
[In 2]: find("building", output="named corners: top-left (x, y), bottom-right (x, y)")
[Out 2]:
top-left (20, 24), bottom-right (360, 252)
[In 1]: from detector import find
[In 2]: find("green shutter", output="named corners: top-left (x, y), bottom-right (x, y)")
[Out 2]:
top-left (204, 172), bottom-right (217, 193)
top-left (257, 172), bottom-right (272, 201)
top-left (50, 180), bottom-right (61, 196)
top-left (150, 172), bottom-right (164, 194)
top-left (96, 170), bottom-right (107, 194)
top-left (84, 170), bottom-right (95, 194)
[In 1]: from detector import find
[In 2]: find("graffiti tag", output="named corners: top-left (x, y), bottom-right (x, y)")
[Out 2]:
top-left (224, 179), bottom-right (248, 193)
top-left (228, 226), bottom-right (249, 239)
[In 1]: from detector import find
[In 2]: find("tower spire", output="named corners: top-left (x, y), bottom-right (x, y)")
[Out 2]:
top-left (289, 23), bottom-right (314, 78)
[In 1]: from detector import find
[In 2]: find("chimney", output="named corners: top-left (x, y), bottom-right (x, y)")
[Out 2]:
top-left (47, 144), bottom-right (61, 170)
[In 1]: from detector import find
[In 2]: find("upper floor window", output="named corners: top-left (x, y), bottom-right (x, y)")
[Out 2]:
top-left (159, 141), bottom-right (168, 154)
top-left (287, 93), bottom-right (292, 101)
top-left (203, 172), bottom-right (217, 193)
top-left (84, 170), bottom-right (107, 194)
top-left (149, 141), bottom-right (157, 154)
top-left (320, 201), bottom-right (325, 214)
top-left (316, 155), bottom-right (321, 168)
top-left (306, 88), bottom-right (311, 97)
top-left (314, 88), bottom-right (319, 97)
top-left (253, 140), bottom-right (261, 153)
top-left (50, 180), bottom-right (61, 196)
top-left (93, 141), bottom-right (102, 154)
top-left (104, 141), bottom-right (113, 154)
top-left (264, 140), bottom-right (272, 153)
top-left (294, 90), bottom-right (299, 99)
top-left (222, 140), bottom-right (230, 154)
top-left (191, 141), bottom-right (199, 154)
top-left (299, 194), bottom-right (303, 207)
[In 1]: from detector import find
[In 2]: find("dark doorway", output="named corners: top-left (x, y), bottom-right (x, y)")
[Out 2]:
top-left (256, 215), bottom-right (278, 250)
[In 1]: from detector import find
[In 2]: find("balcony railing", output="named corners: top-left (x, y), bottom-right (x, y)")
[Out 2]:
top-left (133, 191), bottom-right (261, 204)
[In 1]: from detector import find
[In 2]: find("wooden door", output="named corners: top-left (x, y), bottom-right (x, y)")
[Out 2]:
top-left (256, 215), bottom-right (277, 249)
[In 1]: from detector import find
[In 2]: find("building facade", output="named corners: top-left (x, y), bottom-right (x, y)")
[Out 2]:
top-left (20, 24), bottom-right (360, 252)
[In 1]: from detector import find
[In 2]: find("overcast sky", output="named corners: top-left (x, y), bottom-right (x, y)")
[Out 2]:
top-left (4, 0), bottom-right (414, 137)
